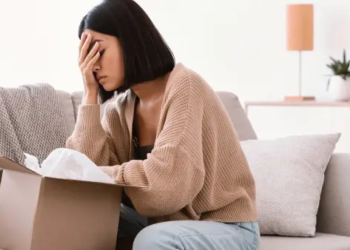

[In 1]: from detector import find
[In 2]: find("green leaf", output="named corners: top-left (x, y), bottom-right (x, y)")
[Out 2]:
top-left (330, 57), bottom-right (338, 64)
top-left (327, 50), bottom-right (350, 76)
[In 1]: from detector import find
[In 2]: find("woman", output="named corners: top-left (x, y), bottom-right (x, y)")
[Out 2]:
top-left (66, 0), bottom-right (260, 249)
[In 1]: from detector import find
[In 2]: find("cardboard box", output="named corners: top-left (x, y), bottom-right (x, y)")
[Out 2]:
top-left (0, 157), bottom-right (123, 250)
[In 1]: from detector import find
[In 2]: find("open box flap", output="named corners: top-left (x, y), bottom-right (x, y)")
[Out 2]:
top-left (43, 176), bottom-right (146, 188)
top-left (0, 157), bottom-right (39, 176)
top-left (0, 157), bottom-right (146, 188)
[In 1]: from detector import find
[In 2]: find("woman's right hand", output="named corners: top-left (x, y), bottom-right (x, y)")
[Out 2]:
top-left (78, 33), bottom-right (100, 95)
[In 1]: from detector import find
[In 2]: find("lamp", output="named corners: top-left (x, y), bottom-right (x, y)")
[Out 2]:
top-left (285, 4), bottom-right (315, 101)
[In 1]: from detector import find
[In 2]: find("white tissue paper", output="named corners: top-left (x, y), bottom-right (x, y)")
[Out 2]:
top-left (23, 148), bottom-right (114, 184)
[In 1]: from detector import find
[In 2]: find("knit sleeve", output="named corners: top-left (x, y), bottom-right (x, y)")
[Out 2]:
top-left (101, 71), bottom-right (206, 217)
top-left (65, 104), bottom-right (120, 166)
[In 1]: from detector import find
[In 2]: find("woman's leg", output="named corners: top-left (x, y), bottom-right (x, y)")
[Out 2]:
top-left (133, 220), bottom-right (260, 250)
top-left (117, 204), bottom-right (148, 238)
top-left (116, 204), bottom-right (148, 250)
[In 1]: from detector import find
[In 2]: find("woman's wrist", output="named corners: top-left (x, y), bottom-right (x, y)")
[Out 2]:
top-left (83, 90), bottom-right (98, 105)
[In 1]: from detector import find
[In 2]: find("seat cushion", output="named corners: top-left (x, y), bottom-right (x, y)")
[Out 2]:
top-left (260, 233), bottom-right (350, 250)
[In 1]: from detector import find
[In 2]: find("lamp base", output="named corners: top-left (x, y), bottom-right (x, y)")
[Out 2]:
top-left (284, 96), bottom-right (315, 101)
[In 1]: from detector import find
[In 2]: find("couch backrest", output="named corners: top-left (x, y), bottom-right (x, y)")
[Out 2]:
top-left (215, 91), bottom-right (257, 141)
top-left (58, 90), bottom-right (257, 141)
top-left (56, 90), bottom-right (76, 136)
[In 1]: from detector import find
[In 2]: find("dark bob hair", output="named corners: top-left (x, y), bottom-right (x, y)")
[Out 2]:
top-left (78, 0), bottom-right (175, 103)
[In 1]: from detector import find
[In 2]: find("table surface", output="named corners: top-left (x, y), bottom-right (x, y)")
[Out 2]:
top-left (245, 100), bottom-right (350, 107)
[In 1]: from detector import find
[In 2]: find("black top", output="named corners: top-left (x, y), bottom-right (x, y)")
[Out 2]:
top-left (134, 145), bottom-right (154, 160)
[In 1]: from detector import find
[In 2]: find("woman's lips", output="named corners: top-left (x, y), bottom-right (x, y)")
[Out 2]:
top-left (98, 76), bottom-right (107, 83)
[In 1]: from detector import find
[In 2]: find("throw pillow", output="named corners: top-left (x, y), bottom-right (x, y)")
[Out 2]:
top-left (241, 133), bottom-right (341, 237)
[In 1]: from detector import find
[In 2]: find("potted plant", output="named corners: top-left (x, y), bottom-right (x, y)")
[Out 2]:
top-left (326, 50), bottom-right (350, 101)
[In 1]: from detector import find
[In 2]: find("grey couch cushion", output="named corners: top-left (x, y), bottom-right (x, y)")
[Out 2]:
top-left (317, 153), bottom-right (350, 237)
top-left (216, 91), bottom-right (257, 141)
top-left (261, 233), bottom-right (350, 250)
top-left (56, 90), bottom-right (75, 136)
top-left (71, 91), bottom-right (83, 121)
top-left (70, 91), bottom-right (116, 122)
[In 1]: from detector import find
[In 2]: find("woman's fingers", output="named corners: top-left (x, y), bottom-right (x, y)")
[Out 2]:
top-left (78, 33), bottom-right (92, 66)
top-left (79, 33), bottom-right (87, 54)
top-left (85, 52), bottom-right (100, 71)
top-left (81, 41), bottom-right (99, 68)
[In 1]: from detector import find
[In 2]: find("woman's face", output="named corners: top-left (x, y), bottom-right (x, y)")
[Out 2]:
top-left (83, 29), bottom-right (124, 91)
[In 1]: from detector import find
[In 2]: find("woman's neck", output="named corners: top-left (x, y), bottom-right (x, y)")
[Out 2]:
top-left (131, 73), bottom-right (170, 102)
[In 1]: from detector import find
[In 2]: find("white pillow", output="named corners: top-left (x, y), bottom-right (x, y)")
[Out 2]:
top-left (241, 133), bottom-right (341, 237)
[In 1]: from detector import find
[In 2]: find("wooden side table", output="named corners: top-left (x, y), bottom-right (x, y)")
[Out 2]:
top-left (245, 101), bottom-right (350, 153)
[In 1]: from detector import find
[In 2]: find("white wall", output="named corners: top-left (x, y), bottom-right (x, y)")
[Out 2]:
top-left (1, 0), bottom-right (350, 103)
top-left (0, 0), bottom-right (101, 92)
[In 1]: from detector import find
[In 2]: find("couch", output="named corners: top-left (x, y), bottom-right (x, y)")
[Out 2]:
top-left (57, 89), bottom-right (350, 250)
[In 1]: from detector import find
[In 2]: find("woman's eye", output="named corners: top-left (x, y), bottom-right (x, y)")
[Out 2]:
top-left (99, 49), bottom-right (105, 56)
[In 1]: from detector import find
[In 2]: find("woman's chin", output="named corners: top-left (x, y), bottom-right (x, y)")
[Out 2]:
top-left (101, 82), bottom-right (116, 92)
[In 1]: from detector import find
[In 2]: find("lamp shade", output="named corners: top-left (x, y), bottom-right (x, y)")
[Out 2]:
top-left (287, 4), bottom-right (314, 51)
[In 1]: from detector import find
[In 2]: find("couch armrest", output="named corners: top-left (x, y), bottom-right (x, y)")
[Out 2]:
top-left (316, 153), bottom-right (350, 236)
